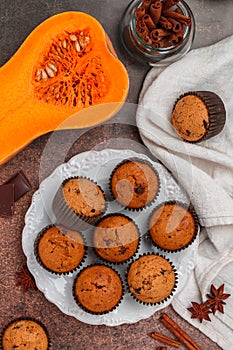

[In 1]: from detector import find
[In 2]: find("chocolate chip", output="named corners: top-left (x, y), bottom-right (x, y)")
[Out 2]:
top-left (186, 129), bottom-right (191, 136)
top-left (4, 170), bottom-right (31, 201)
top-left (134, 184), bottom-right (145, 195)
top-left (0, 184), bottom-right (14, 217)
top-left (134, 288), bottom-right (141, 294)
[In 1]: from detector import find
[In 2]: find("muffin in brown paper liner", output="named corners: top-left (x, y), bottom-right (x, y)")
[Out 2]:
top-left (52, 176), bottom-right (107, 231)
top-left (148, 200), bottom-right (199, 253)
top-left (93, 213), bottom-right (141, 264)
top-left (171, 91), bottom-right (226, 143)
top-left (72, 264), bottom-right (124, 315)
top-left (109, 157), bottom-right (160, 211)
top-left (126, 253), bottom-right (178, 305)
top-left (34, 224), bottom-right (87, 275)
top-left (1, 317), bottom-right (50, 350)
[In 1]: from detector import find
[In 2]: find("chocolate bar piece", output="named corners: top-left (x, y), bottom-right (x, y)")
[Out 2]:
top-left (4, 170), bottom-right (31, 201)
top-left (0, 184), bottom-right (14, 217)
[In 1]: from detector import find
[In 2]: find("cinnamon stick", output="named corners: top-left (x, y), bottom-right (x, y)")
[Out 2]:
top-left (142, 0), bottom-right (152, 12)
top-left (142, 34), bottom-right (153, 46)
top-left (143, 14), bottom-right (156, 30)
top-left (149, 331), bottom-right (180, 347)
top-left (169, 27), bottom-right (184, 46)
top-left (150, 28), bottom-right (170, 42)
top-left (162, 0), bottom-right (180, 11)
top-left (167, 17), bottom-right (182, 32)
top-left (159, 15), bottom-right (173, 30)
top-left (150, 2), bottom-right (162, 24)
top-left (136, 7), bottom-right (146, 20)
top-left (160, 313), bottom-right (201, 350)
top-left (162, 9), bottom-right (191, 26)
top-left (157, 347), bottom-right (167, 350)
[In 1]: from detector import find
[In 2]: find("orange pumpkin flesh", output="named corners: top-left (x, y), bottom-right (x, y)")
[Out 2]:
top-left (0, 12), bottom-right (129, 165)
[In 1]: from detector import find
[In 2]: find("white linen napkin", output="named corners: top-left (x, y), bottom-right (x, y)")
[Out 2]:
top-left (136, 35), bottom-right (233, 350)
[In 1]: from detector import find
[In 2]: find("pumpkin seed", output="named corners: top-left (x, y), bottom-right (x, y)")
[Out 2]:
top-left (70, 34), bottom-right (77, 42)
top-left (75, 41), bottom-right (81, 52)
top-left (45, 66), bottom-right (55, 78)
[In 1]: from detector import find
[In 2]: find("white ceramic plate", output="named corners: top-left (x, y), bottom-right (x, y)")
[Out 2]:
top-left (22, 149), bottom-right (199, 326)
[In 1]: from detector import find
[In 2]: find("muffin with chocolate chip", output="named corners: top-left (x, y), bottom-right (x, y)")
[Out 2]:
top-left (110, 158), bottom-right (160, 210)
top-left (127, 254), bottom-right (176, 304)
top-left (73, 265), bottom-right (123, 314)
top-left (35, 225), bottom-right (85, 274)
top-left (52, 177), bottom-right (107, 230)
top-left (94, 214), bottom-right (140, 263)
top-left (171, 91), bottom-right (226, 142)
top-left (149, 201), bottom-right (198, 252)
top-left (1, 318), bottom-right (49, 350)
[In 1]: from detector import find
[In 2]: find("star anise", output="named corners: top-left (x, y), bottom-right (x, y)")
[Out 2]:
top-left (187, 300), bottom-right (214, 323)
top-left (16, 264), bottom-right (38, 292)
top-left (207, 284), bottom-right (231, 315)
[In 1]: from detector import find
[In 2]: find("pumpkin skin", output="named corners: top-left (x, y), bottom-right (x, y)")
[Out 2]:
top-left (0, 12), bottom-right (129, 165)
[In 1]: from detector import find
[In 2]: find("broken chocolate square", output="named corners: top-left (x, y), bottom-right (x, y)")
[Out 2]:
top-left (4, 170), bottom-right (31, 201)
top-left (0, 184), bottom-right (14, 217)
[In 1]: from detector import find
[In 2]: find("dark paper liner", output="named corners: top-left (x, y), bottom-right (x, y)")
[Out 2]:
top-left (148, 200), bottom-right (200, 253)
top-left (92, 213), bottom-right (141, 265)
top-left (125, 253), bottom-right (178, 306)
top-left (172, 91), bottom-right (226, 143)
top-left (0, 317), bottom-right (51, 350)
top-left (109, 157), bottom-right (161, 211)
top-left (52, 176), bottom-right (107, 231)
top-left (72, 264), bottom-right (124, 315)
top-left (34, 224), bottom-right (87, 275)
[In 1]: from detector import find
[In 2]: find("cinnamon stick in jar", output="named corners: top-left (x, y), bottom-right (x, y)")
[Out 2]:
top-left (150, 28), bottom-right (170, 42)
top-left (136, 7), bottom-right (146, 20)
top-left (162, 9), bottom-right (192, 26)
top-left (169, 27), bottom-right (184, 46)
top-left (142, 0), bottom-right (152, 12)
top-left (159, 15), bottom-right (173, 30)
top-left (143, 14), bottom-right (156, 30)
top-left (162, 0), bottom-right (180, 11)
top-left (150, 1), bottom-right (162, 24)
top-left (167, 17), bottom-right (182, 32)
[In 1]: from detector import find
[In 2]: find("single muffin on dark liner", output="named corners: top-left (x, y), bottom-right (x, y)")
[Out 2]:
top-left (171, 91), bottom-right (226, 143)
top-left (93, 213), bottom-right (141, 265)
top-left (109, 157), bottom-right (160, 211)
top-left (52, 176), bottom-right (107, 231)
top-left (148, 200), bottom-right (199, 253)
top-left (126, 253), bottom-right (178, 305)
top-left (0, 317), bottom-right (50, 350)
top-left (72, 264), bottom-right (124, 315)
top-left (34, 224), bottom-right (87, 275)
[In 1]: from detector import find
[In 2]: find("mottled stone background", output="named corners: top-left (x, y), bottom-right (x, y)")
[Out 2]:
top-left (1, 0), bottom-right (233, 349)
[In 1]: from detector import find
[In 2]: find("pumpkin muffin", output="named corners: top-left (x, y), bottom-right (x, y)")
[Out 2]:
top-left (127, 254), bottom-right (176, 304)
top-left (94, 214), bottom-right (140, 263)
top-left (73, 265), bottom-right (123, 314)
top-left (1, 318), bottom-right (49, 350)
top-left (35, 225), bottom-right (85, 274)
top-left (52, 177), bottom-right (107, 230)
top-left (110, 159), bottom-right (160, 210)
top-left (149, 202), bottom-right (198, 251)
top-left (171, 91), bottom-right (226, 142)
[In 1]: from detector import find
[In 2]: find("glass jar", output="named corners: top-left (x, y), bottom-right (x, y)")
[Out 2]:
top-left (119, 0), bottom-right (195, 66)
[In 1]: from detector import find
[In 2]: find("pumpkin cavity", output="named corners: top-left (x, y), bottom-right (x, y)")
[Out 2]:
top-left (33, 29), bottom-right (110, 108)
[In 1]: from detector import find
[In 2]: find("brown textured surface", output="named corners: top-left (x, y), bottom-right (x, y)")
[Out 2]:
top-left (149, 203), bottom-right (196, 251)
top-left (0, 0), bottom-right (228, 349)
top-left (94, 215), bottom-right (139, 263)
top-left (127, 255), bottom-right (176, 304)
top-left (74, 265), bottom-right (122, 314)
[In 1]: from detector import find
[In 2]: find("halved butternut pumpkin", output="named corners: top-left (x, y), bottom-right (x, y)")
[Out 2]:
top-left (0, 12), bottom-right (129, 165)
